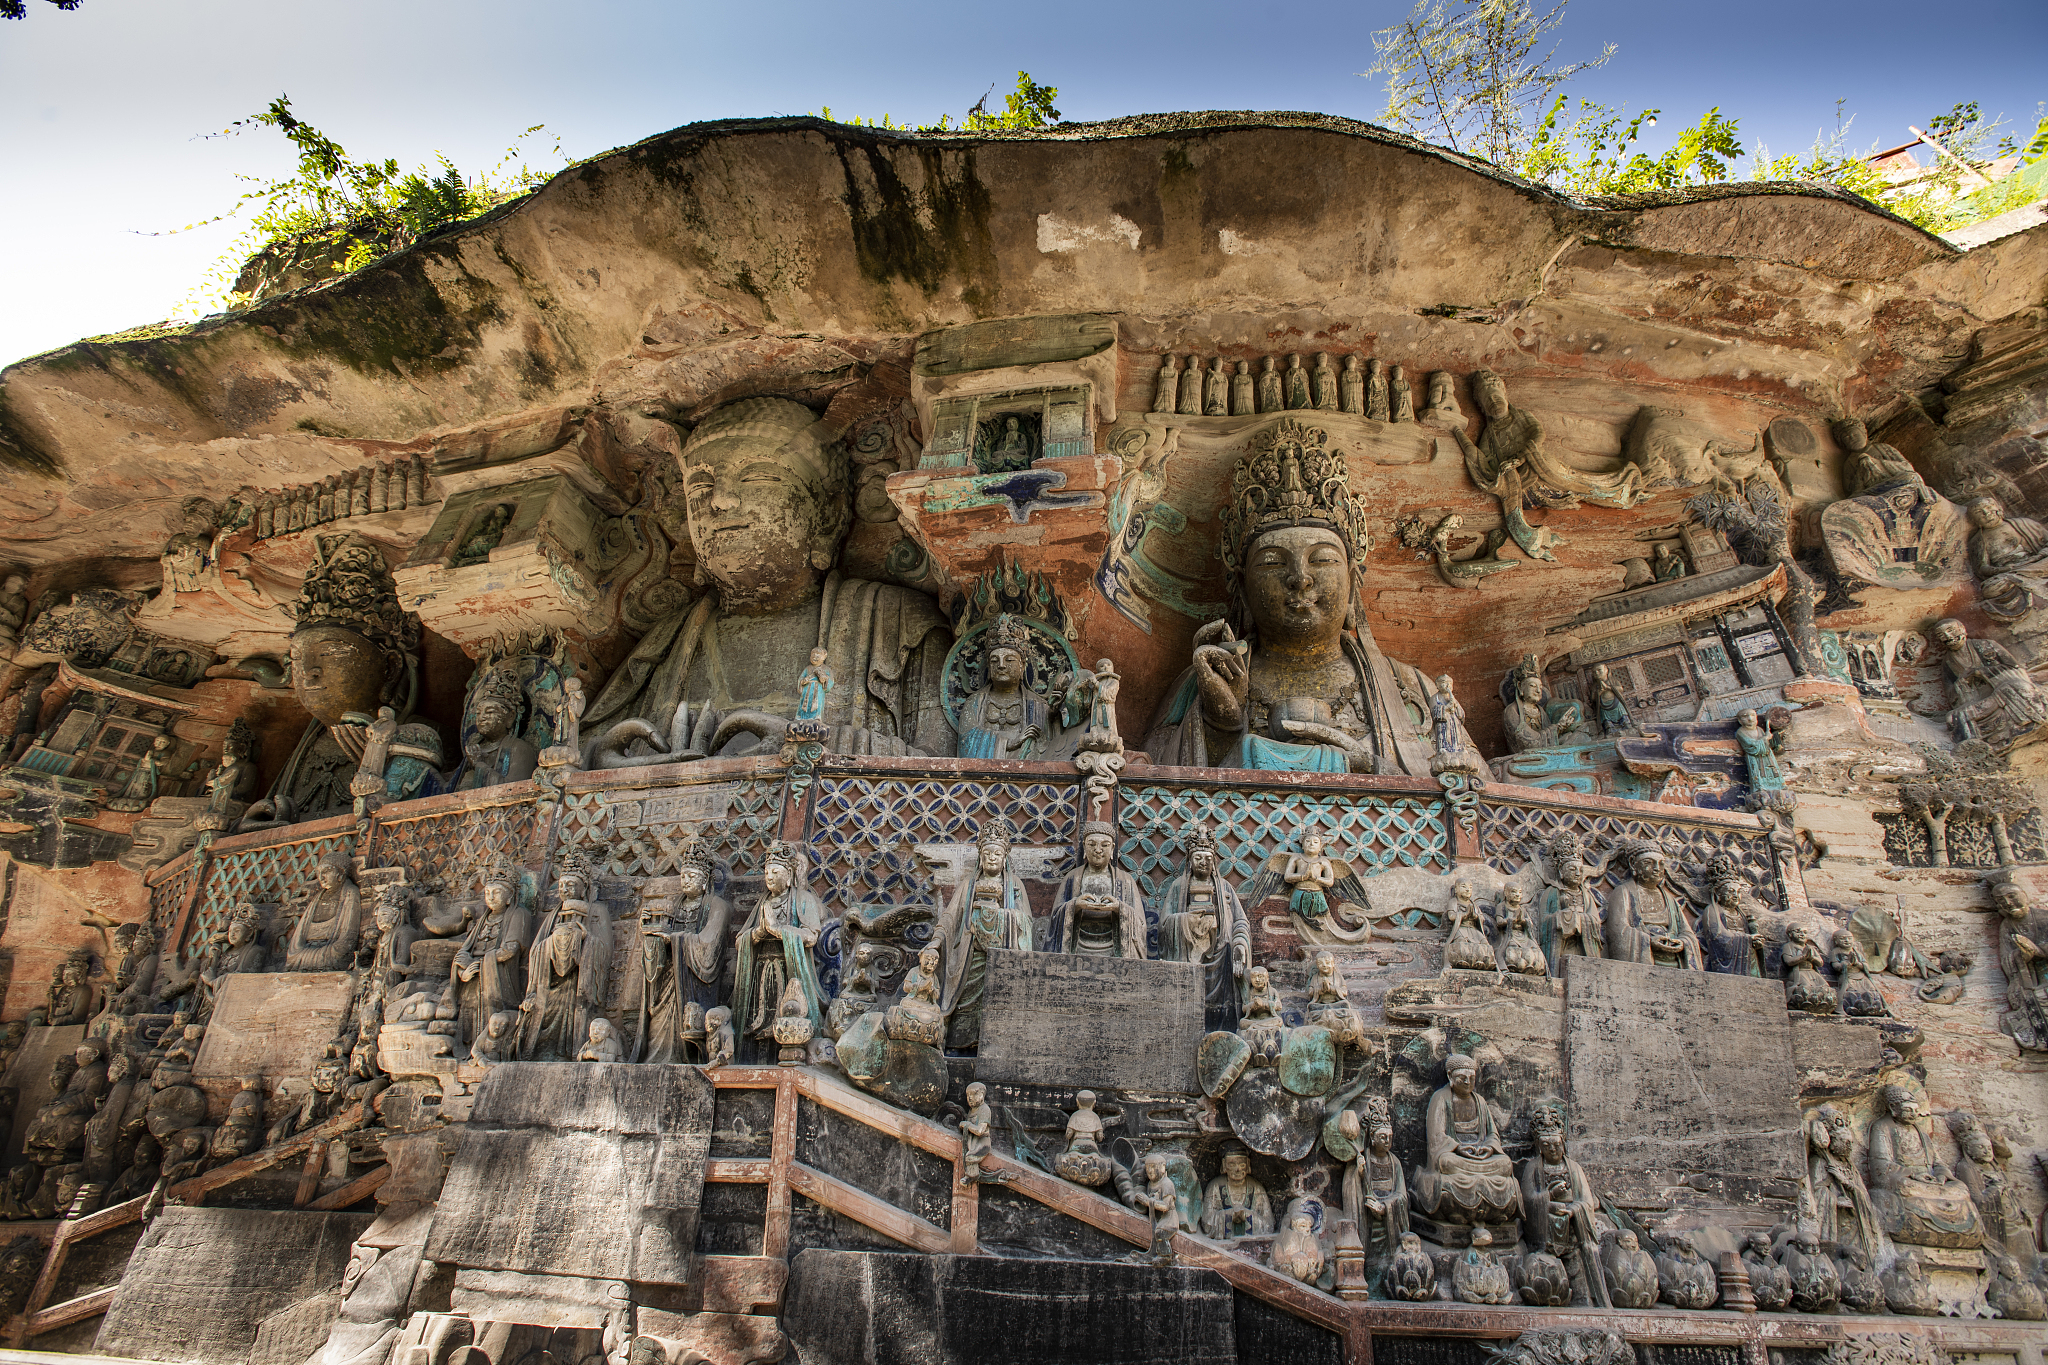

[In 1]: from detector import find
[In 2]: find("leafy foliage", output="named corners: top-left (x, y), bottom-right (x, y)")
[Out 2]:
top-left (815, 71), bottom-right (1061, 134)
top-left (176, 95), bottom-right (566, 312)
top-left (0, 0), bottom-right (81, 18)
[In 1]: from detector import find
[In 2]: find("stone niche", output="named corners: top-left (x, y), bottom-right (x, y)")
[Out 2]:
top-left (394, 472), bottom-right (620, 647)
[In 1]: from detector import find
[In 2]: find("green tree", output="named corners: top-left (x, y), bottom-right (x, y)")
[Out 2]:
top-left (815, 71), bottom-right (1060, 134)
top-left (1, 0), bottom-right (81, 18)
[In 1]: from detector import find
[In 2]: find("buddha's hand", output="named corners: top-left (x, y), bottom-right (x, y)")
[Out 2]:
top-left (1279, 720), bottom-right (1376, 772)
top-left (1191, 621), bottom-right (1248, 730)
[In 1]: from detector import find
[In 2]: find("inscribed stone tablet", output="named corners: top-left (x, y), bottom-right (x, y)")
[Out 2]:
top-left (94, 1207), bottom-right (370, 1365)
top-left (1563, 956), bottom-right (1803, 1209)
top-left (192, 971), bottom-right (355, 1082)
top-left (975, 951), bottom-right (1201, 1093)
top-left (425, 1062), bottom-right (713, 1286)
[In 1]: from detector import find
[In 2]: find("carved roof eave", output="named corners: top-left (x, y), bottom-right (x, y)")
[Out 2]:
top-left (57, 660), bottom-right (203, 715)
top-left (1548, 562), bottom-right (1787, 649)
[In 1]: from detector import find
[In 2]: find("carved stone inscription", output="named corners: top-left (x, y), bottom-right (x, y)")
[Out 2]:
top-left (976, 950), bottom-right (1202, 1094)
top-left (426, 1061), bottom-right (713, 1286)
top-left (191, 971), bottom-right (356, 1082)
top-left (1562, 956), bottom-right (1804, 1208)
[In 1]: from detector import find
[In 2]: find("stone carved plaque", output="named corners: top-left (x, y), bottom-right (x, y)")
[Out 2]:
top-left (1562, 956), bottom-right (1804, 1210)
top-left (976, 950), bottom-right (1202, 1094)
top-left (425, 1062), bottom-right (713, 1286)
top-left (191, 971), bottom-right (356, 1082)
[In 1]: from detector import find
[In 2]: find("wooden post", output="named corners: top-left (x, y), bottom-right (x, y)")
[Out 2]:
top-left (950, 1151), bottom-right (979, 1254)
top-left (761, 1069), bottom-right (799, 1262)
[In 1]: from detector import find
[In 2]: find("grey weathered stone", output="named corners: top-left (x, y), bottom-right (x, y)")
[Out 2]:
top-left (424, 1062), bottom-right (712, 1286)
top-left (975, 950), bottom-right (1202, 1093)
top-left (191, 971), bottom-right (355, 1082)
top-left (784, 1248), bottom-right (1236, 1365)
top-left (247, 1290), bottom-right (341, 1365)
top-left (1562, 956), bottom-right (1804, 1212)
top-left (93, 1207), bottom-right (371, 1365)
top-left (449, 1268), bottom-right (628, 1329)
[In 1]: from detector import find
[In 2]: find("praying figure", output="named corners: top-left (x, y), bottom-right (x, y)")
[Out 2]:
top-left (1200, 1144), bottom-right (1274, 1241)
top-left (731, 843), bottom-right (827, 1054)
top-left (1535, 832), bottom-right (1604, 971)
top-left (1155, 826), bottom-right (1250, 1032)
top-left (1604, 841), bottom-right (1701, 970)
top-left (519, 855), bottom-right (612, 1061)
top-left (795, 647), bottom-right (833, 723)
top-left (936, 817), bottom-right (1034, 1050)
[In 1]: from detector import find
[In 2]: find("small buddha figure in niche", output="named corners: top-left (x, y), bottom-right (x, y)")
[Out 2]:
top-left (956, 615), bottom-right (1046, 761)
top-left (795, 646), bottom-right (833, 723)
top-left (1495, 886), bottom-right (1547, 976)
top-left (286, 853), bottom-right (363, 972)
top-left (1230, 360), bottom-right (1255, 417)
top-left (1413, 1053), bottom-right (1521, 1228)
top-left (1306, 950), bottom-right (1363, 1046)
top-left (978, 416), bottom-right (1035, 474)
top-left (1502, 658), bottom-right (1591, 753)
top-left (1781, 922), bottom-right (1837, 1013)
top-left (936, 817), bottom-right (1033, 1050)
top-left (1051, 821), bottom-right (1146, 958)
top-left (451, 503), bottom-right (514, 568)
top-left (1339, 355), bottom-right (1364, 415)
top-left (1256, 356), bottom-right (1283, 413)
top-left (731, 842), bottom-right (826, 1053)
top-left (1156, 826), bottom-right (1250, 1032)
top-left (1535, 832), bottom-right (1604, 971)
top-left (1443, 882), bottom-right (1498, 971)
top-left (1285, 354), bottom-right (1312, 409)
top-left (1653, 541), bottom-right (1687, 581)
top-left (1200, 1144), bottom-right (1273, 1241)
top-left (1311, 353), bottom-right (1339, 411)
top-left (1604, 841), bottom-right (1701, 971)
top-left (1867, 1083), bottom-right (1983, 1249)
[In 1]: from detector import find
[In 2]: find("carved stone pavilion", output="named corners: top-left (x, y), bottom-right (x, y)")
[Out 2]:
top-left (0, 112), bottom-right (2043, 1365)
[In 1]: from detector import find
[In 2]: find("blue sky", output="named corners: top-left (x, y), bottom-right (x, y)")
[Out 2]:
top-left (1, 0), bottom-right (2041, 367)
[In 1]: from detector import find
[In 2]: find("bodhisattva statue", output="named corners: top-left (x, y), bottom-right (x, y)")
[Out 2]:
top-left (1050, 821), bottom-right (1147, 957)
top-left (1697, 869), bottom-right (1765, 977)
top-left (286, 853), bottom-right (363, 972)
top-left (1143, 420), bottom-right (1439, 776)
top-left (1340, 1096), bottom-right (1409, 1278)
top-left (456, 666), bottom-right (539, 791)
top-left (519, 854), bottom-right (612, 1061)
top-left (1806, 1103), bottom-right (1888, 1262)
top-left (636, 837), bottom-right (732, 1063)
top-left (1867, 1083), bottom-right (1984, 1249)
top-left (1519, 1103), bottom-right (1611, 1307)
top-left (1604, 842), bottom-right (1701, 970)
top-left (731, 842), bottom-right (827, 1052)
top-left (936, 817), bottom-right (1033, 1050)
top-left (957, 615), bottom-right (1048, 760)
top-left (1156, 826), bottom-right (1250, 1032)
top-left (1930, 617), bottom-right (2048, 747)
top-left (579, 398), bottom-right (954, 766)
top-left (1502, 657), bottom-right (1592, 753)
top-left (451, 860), bottom-right (529, 1044)
top-left (1535, 832), bottom-right (1605, 971)
top-left (1413, 1053), bottom-right (1522, 1230)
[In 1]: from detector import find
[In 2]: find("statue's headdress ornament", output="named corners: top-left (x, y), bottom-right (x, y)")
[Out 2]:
top-left (470, 665), bottom-right (526, 716)
top-left (554, 846), bottom-right (592, 890)
top-left (483, 856), bottom-right (518, 893)
top-left (976, 816), bottom-right (1014, 853)
top-left (1219, 419), bottom-right (1371, 587)
top-left (1532, 1100), bottom-right (1567, 1136)
top-left (290, 532), bottom-right (421, 662)
top-left (675, 831), bottom-right (715, 874)
top-left (766, 840), bottom-right (803, 877)
top-left (1184, 825), bottom-right (1217, 857)
top-left (987, 613), bottom-right (1030, 655)
top-left (1547, 830), bottom-right (1583, 860)
top-left (1362, 1094), bottom-right (1391, 1126)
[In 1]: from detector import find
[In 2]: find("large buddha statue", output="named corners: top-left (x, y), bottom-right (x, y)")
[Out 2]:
top-left (1867, 1083), bottom-right (1984, 1249)
top-left (1143, 420), bottom-right (1438, 775)
top-left (582, 399), bottom-right (954, 764)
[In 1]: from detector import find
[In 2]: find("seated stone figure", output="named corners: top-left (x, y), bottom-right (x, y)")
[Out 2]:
top-left (1819, 418), bottom-right (1967, 590)
top-left (1501, 657), bottom-right (1592, 753)
top-left (1412, 1054), bottom-right (1521, 1232)
top-left (581, 398), bottom-right (955, 766)
top-left (1604, 842), bottom-right (1701, 971)
top-left (1199, 1144), bottom-right (1273, 1241)
top-left (1867, 1083), bottom-right (1983, 1249)
top-left (1144, 424), bottom-right (1439, 776)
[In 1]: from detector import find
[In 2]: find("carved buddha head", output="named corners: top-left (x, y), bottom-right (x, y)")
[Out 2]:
top-left (290, 624), bottom-right (392, 726)
top-left (1881, 1083), bottom-right (1922, 1124)
top-left (1832, 418), bottom-right (1869, 454)
top-left (1470, 370), bottom-right (1510, 421)
top-left (1968, 497), bottom-right (2007, 530)
top-left (1080, 822), bottom-right (1115, 871)
top-left (1221, 1150), bottom-right (1250, 1183)
top-left (1244, 526), bottom-right (1353, 649)
top-left (1445, 1054), bottom-right (1477, 1096)
top-left (678, 397), bottom-right (850, 616)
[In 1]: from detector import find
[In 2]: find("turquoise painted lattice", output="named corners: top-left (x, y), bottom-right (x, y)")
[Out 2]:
top-left (1479, 798), bottom-right (1782, 909)
top-left (1116, 782), bottom-right (1451, 906)
top-left (191, 830), bottom-right (355, 954)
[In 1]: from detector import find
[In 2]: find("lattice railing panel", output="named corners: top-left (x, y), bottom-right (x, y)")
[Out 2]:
top-left (148, 858), bottom-right (201, 937)
top-left (803, 773), bottom-right (1083, 918)
top-left (1479, 799), bottom-right (1782, 908)
top-left (371, 799), bottom-right (544, 892)
top-left (558, 774), bottom-right (784, 882)
top-left (1116, 783), bottom-right (1451, 906)
top-left (192, 831), bottom-right (354, 952)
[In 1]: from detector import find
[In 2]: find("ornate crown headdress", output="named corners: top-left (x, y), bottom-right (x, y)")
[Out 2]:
top-left (470, 665), bottom-right (526, 716)
top-left (976, 816), bottom-right (1014, 853)
top-left (1362, 1094), bottom-right (1391, 1125)
top-left (553, 846), bottom-right (592, 890)
top-left (1532, 1100), bottom-right (1568, 1137)
top-left (765, 840), bottom-right (803, 876)
top-left (1218, 419), bottom-right (1371, 585)
top-left (1547, 830), bottom-right (1583, 859)
top-left (675, 832), bottom-right (715, 875)
top-left (290, 532), bottom-right (421, 664)
top-left (482, 856), bottom-right (518, 892)
top-left (1183, 826), bottom-right (1216, 857)
top-left (987, 613), bottom-right (1030, 655)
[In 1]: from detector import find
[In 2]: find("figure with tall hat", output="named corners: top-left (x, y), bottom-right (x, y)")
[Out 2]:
top-left (731, 841), bottom-right (828, 1058)
top-left (936, 816), bottom-right (1035, 1050)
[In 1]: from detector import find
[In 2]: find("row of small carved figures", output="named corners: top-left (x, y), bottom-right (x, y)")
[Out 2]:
top-left (246, 454), bottom-right (434, 539)
top-left (1151, 352), bottom-right (1458, 423)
